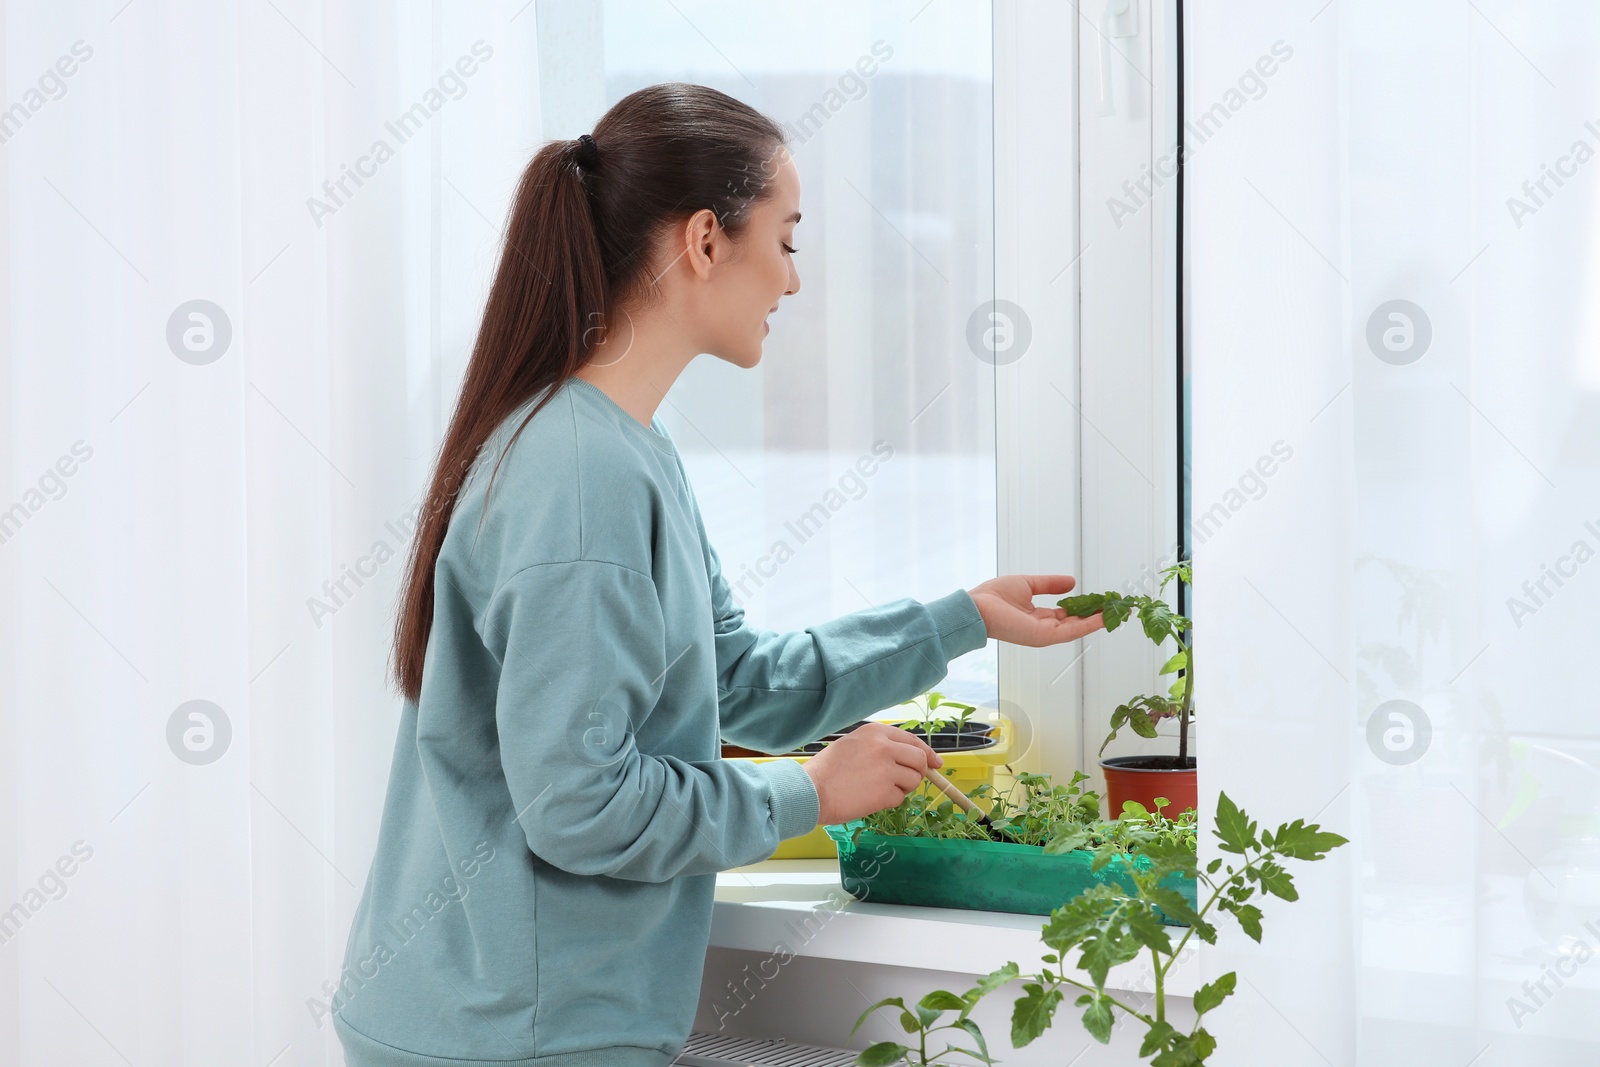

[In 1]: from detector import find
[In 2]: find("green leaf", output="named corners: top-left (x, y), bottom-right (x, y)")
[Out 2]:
top-left (1076, 929), bottom-right (1141, 988)
top-left (1139, 1020), bottom-right (1183, 1057)
top-left (966, 961), bottom-right (1020, 1001)
top-left (1126, 705), bottom-right (1159, 739)
top-left (1102, 598), bottom-right (1132, 631)
top-left (1098, 732), bottom-right (1119, 757)
top-left (1079, 992), bottom-right (1115, 1043)
top-left (1011, 982), bottom-right (1064, 1047)
top-left (901, 1008), bottom-right (922, 1032)
top-left (1192, 971), bottom-right (1237, 1015)
top-left (855, 1041), bottom-right (911, 1066)
top-left (1266, 819), bottom-right (1349, 861)
top-left (1144, 885), bottom-right (1209, 934)
top-left (1040, 888), bottom-right (1115, 954)
top-left (1225, 900), bottom-right (1263, 941)
top-left (1043, 827), bottom-right (1092, 855)
top-left (1213, 791), bottom-right (1259, 855)
top-left (1124, 905), bottom-right (1175, 954)
top-left (851, 997), bottom-right (905, 1036)
top-left (1158, 650), bottom-right (1188, 675)
top-left (1058, 592), bottom-right (1106, 618)
top-left (951, 1018), bottom-right (993, 1063)
top-left (1254, 858), bottom-right (1298, 901)
top-left (1151, 1044), bottom-right (1196, 1066)
top-left (1138, 837), bottom-right (1200, 880)
top-left (1205, 857), bottom-right (1223, 874)
top-left (1140, 601), bottom-right (1176, 643)
top-left (1152, 1028), bottom-right (1218, 1067)
top-left (917, 989), bottom-right (968, 1014)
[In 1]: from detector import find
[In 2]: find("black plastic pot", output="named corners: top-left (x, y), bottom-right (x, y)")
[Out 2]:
top-left (903, 721), bottom-right (998, 752)
top-left (722, 718), bottom-right (998, 758)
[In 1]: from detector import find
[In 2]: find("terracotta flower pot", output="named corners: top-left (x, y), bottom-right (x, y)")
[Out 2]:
top-left (1100, 755), bottom-right (1197, 815)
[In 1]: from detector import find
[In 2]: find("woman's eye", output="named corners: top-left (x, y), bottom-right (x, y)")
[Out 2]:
top-left (782, 242), bottom-right (798, 255)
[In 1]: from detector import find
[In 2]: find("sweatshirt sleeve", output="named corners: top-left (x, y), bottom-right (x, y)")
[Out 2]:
top-left (480, 559), bottom-right (820, 881)
top-left (701, 532), bottom-right (992, 755)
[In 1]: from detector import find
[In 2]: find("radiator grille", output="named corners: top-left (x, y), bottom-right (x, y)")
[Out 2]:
top-left (672, 1030), bottom-right (862, 1066)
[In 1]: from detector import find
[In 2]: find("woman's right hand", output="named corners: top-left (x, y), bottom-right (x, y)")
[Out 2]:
top-left (801, 722), bottom-right (944, 826)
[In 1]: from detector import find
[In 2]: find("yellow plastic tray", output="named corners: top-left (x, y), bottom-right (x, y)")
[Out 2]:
top-left (727, 711), bottom-right (1015, 859)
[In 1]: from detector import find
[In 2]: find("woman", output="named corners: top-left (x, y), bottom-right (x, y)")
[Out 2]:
top-left (332, 83), bottom-right (1104, 1067)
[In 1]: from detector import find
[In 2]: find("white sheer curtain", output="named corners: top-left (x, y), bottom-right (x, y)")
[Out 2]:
top-left (1192, 1), bottom-right (1598, 1064)
top-left (0, 2), bottom-right (539, 1064)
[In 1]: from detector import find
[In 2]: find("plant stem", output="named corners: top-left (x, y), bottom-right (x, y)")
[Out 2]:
top-left (1052, 974), bottom-right (1156, 1028)
top-left (1152, 947), bottom-right (1165, 1023)
top-left (1159, 873), bottom-right (1223, 981)
top-left (1157, 847), bottom-right (1268, 981)
top-left (1174, 631), bottom-right (1192, 765)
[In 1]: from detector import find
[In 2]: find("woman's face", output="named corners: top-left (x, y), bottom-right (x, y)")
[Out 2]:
top-left (691, 143), bottom-right (802, 369)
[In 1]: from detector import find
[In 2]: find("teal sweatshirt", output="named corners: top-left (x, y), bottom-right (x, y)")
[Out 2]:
top-left (332, 374), bottom-right (990, 1067)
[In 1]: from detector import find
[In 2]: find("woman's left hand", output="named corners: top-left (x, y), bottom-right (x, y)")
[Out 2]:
top-left (966, 574), bottom-right (1105, 648)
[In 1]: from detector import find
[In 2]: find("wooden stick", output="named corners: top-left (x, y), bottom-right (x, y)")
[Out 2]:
top-left (923, 767), bottom-right (985, 818)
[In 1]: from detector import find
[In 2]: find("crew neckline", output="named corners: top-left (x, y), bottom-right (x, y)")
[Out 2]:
top-left (565, 376), bottom-right (675, 455)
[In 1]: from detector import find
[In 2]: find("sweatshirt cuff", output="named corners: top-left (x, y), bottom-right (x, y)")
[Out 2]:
top-left (758, 758), bottom-right (821, 839)
top-left (926, 588), bottom-right (989, 660)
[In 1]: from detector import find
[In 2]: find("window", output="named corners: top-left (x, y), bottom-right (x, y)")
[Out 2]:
top-left (541, 2), bottom-right (1001, 707)
top-left (534, 2), bottom-right (1166, 784)
top-left (1077, 0), bottom-right (1186, 765)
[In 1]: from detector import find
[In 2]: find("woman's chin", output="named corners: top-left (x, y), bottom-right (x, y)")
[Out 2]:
top-left (713, 346), bottom-right (763, 369)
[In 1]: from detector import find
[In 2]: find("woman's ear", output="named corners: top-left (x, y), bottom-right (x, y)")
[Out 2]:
top-left (682, 208), bottom-right (722, 280)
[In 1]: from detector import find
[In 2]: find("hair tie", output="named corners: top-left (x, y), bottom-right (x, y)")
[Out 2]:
top-left (575, 133), bottom-right (599, 171)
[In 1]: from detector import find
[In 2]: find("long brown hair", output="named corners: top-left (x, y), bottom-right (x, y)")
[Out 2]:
top-left (390, 83), bottom-right (787, 702)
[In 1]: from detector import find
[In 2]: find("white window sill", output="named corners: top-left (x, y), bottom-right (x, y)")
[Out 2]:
top-left (712, 857), bottom-right (1200, 998)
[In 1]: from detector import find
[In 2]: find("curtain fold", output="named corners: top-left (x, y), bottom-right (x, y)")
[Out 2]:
top-left (1191, 2), bottom-right (1598, 1064)
top-left (0, 3), bottom-right (540, 1063)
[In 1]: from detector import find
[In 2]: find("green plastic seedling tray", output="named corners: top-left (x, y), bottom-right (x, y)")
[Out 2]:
top-left (824, 821), bottom-right (1197, 926)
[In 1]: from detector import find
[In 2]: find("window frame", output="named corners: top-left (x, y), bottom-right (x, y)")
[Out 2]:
top-left (995, 0), bottom-right (1182, 785)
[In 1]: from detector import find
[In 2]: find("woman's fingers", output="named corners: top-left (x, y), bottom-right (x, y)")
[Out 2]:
top-left (1018, 573), bottom-right (1077, 596)
top-left (886, 725), bottom-right (941, 765)
top-left (890, 763), bottom-right (924, 796)
top-left (802, 722), bottom-right (946, 825)
top-left (968, 574), bottom-right (1108, 647)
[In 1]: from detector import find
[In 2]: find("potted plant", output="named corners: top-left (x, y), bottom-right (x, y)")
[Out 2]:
top-left (847, 792), bottom-right (1348, 1066)
top-left (826, 771), bottom-right (1199, 919)
top-left (1058, 559), bottom-right (1196, 815)
top-left (901, 691), bottom-right (995, 752)
top-left (719, 691), bottom-right (996, 759)
top-left (720, 689), bottom-right (1011, 860)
